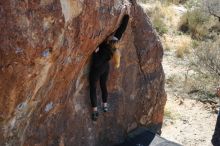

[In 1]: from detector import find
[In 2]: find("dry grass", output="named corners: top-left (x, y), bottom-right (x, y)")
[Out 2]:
top-left (139, 1), bottom-right (187, 36)
top-left (184, 73), bottom-right (219, 99)
top-left (139, 0), bottom-right (218, 61)
top-left (152, 2), bottom-right (179, 29)
top-left (162, 34), bottom-right (192, 58)
top-left (149, 2), bottom-right (170, 35)
top-left (184, 38), bottom-right (220, 99)
top-left (149, 1), bottom-right (192, 58)
top-left (175, 38), bottom-right (191, 58)
top-left (140, 1), bottom-right (182, 35)
top-left (191, 38), bottom-right (220, 77)
top-left (178, 8), bottom-right (218, 40)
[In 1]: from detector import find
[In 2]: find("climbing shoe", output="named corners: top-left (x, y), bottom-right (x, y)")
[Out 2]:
top-left (103, 106), bottom-right (108, 112)
top-left (92, 111), bottom-right (99, 121)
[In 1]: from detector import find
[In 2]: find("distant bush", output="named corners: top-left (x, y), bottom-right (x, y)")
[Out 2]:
top-left (175, 48), bottom-right (184, 58)
top-left (185, 39), bottom-right (220, 99)
top-left (148, 2), bottom-right (173, 36)
top-left (178, 9), bottom-right (210, 39)
top-left (191, 39), bottom-right (220, 77)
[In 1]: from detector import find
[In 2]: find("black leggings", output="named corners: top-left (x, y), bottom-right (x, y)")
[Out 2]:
top-left (89, 64), bottom-right (109, 107)
top-left (212, 114), bottom-right (220, 146)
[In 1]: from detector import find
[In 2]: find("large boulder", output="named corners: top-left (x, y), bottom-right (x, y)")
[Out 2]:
top-left (0, 0), bottom-right (166, 145)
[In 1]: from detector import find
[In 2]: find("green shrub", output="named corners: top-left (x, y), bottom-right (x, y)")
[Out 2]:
top-left (178, 9), bottom-right (210, 39)
top-left (153, 17), bottom-right (168, 35)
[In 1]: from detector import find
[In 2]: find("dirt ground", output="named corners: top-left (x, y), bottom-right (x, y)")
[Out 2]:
top-left (161, 50), bottom-right (218, 146)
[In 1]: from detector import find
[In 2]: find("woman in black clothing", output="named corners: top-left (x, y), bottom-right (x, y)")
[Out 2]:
top-left (212, 87), bottom-right (220, 146)
top-left (89, 36), bottom-right (120, 121)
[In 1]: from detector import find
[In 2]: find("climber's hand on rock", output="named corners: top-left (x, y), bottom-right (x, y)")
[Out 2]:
top-left (95, 47), bottom-right (99, 53)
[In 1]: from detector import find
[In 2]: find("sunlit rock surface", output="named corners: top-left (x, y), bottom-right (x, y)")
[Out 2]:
top-left (0, 0), bottom-right (166, 145)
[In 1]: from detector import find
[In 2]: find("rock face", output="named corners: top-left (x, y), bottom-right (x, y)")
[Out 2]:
top-left (0, 0), bottom-right (166, 146)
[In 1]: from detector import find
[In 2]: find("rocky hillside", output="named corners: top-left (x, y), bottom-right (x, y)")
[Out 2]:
top-left (0, 0), bottom-right (166, 146)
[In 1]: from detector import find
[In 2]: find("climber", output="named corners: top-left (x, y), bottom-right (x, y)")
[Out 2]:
top-left (211, 87), bottom-right (220, 146)
top-left (89, 35), bottom-right (121, 121)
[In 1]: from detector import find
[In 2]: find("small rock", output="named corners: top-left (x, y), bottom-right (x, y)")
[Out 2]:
top-left (140, 115), bottom-right (148, 125)
top-left (179, 99), bottom-right (184, 105)
top-left (15, 47), bottom-right (23, 54)
top-left (42, 48), bottom-right (52, 57)
top-left (45, 102), bottom-right (53, 112)
top-left (17, 102), bottom-right (27, 111)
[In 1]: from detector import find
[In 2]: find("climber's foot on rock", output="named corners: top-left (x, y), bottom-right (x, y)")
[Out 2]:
top-left (103, 103), bottom-right (108, 112)
top-left (92, 111), bottom-right (99, 121)
top-left (103, 106), bottom-right (108, 112)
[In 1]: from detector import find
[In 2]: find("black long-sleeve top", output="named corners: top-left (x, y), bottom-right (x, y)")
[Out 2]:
top-left (91, 42), bottom-right (114, 69)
